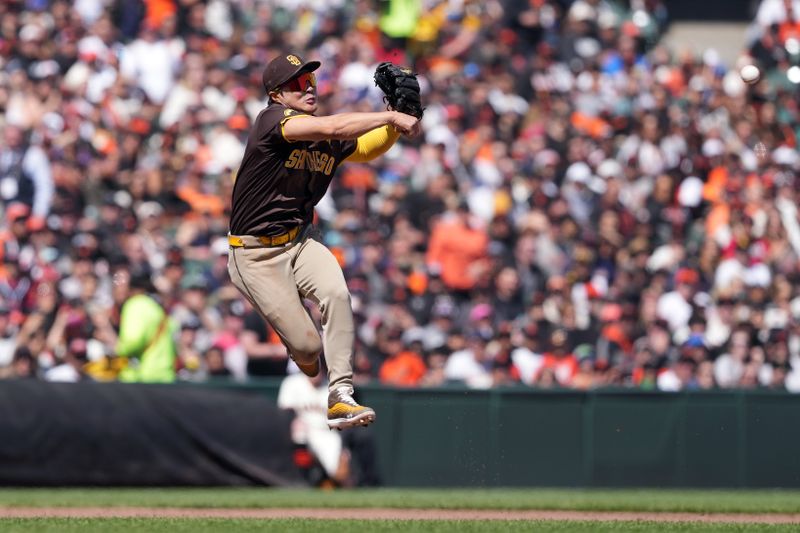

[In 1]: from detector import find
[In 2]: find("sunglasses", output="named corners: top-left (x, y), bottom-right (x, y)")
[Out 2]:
top-left (281, 72), bottom-right (316, 92)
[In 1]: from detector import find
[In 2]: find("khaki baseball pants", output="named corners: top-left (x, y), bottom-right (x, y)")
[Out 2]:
top-left (228, 235), bottom-right (354, 392)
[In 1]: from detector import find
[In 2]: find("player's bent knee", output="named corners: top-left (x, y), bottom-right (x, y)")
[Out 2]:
top-left (288, 332), bottom-right (323, 364)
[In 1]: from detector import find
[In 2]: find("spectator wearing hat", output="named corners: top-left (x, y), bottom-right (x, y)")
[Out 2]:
top-left (417, 295), bottom-right (456, 352)
top-left (467, 302), bottom-right (495, 342)
top-left (535, 328), bottom-right (578, 388)
top-left (658, 355), bottom-right (699, 391)
top-left (759, 330), bottom-right (791, 388)
top-left (571, 344), bottom-right (599, 390)
top-left (510, 321), bottom-right (545, 386)
top-left (657, 267), bottom-right (700, 334)
top-left (443, 330), bottom-right (493, 389)
top-left (417, 346), bottom-right (448, 388)
top-left (175, 315), bottom-right (205, 381)
top-left (378, 332), bottom-right (427, 387)
top-left (486, 324), bottom-right (520, 387)
top-left (203, 345), bottom-right (232, 379)
top-left (171, 274), bottom-right (218, 353)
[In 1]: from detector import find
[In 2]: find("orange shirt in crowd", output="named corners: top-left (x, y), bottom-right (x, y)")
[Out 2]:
top-left (144, 0), bottom-right (177, 30)
top-left (703, 164), bottom-right (728, 204)
top-left (779, 20), bottom-right (800, 45)
top-left (176, 186), bottom-right (225, 217)
top-left (426, 215), bottom-right (489, 290)
top-left (536, 353), bottom-right (578, 386)
top-left (379, 350), bottom-right (427, 387)
top-left (571, 111), bottom-right (612, 139)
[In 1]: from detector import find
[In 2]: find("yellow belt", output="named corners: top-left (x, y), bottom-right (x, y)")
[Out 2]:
top-left (228, 226), bottom-right (301, 248)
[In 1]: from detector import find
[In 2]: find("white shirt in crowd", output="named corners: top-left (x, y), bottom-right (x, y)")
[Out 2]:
top-left (714, 353), bottom-right (745, 388)
top-left (657, 369), bottom-right (682, 391)
top-left (0, 145), bottom-right (54, 219)
top-left (756, 0), bottom-right (800, 27)
top-left (444, 348), bottom-right (492, 389)
top-left (120, 36), bottom-right (184, 104)
top-left (511, 347), bottom-right (544, 386)
top-left (656, 290), bottom-right (693, 332)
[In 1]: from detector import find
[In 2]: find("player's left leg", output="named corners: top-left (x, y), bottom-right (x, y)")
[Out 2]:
top-left (292, 237), bottom-right (376, 430)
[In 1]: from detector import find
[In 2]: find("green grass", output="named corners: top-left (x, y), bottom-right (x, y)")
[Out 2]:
top-left (0, 519), bottom-right (797, 533)
top-left (0, 488), bottom-right (798, 514)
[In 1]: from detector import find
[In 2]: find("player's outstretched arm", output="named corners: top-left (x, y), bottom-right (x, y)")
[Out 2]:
top-left (283, 111), bottom-right (418, 142)
top-left (344, 125), bottom-right (401, 163)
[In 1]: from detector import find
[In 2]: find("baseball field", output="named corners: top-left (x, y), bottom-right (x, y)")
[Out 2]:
top-left (1, 488), bottom-right (799, 532)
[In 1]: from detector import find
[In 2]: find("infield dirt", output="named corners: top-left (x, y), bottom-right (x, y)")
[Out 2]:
top-left (0, 507), bottom-right (798, 524)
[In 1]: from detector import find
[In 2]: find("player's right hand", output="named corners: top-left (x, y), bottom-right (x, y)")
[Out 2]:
top-left (391, 112), bottom-right (420, 137)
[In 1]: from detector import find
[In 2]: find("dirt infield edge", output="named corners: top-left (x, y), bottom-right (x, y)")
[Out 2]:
top-left (1, 507), bottom-right (799, 523)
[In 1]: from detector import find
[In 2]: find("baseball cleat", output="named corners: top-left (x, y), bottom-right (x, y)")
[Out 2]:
top-left (327, 387), bottom-right (376, 430)
top-left (294, 357), bottom-right (320, 378)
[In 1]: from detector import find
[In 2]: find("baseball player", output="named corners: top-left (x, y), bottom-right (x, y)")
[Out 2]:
top-left (228, 53), bottom-right (420, 429)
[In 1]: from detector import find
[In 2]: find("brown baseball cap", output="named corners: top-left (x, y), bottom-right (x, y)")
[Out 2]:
top-left (262, 53), bottom-right (321, 93)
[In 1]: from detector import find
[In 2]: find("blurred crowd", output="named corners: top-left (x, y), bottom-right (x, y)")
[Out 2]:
top-left (2, 0), bottom-right (800, 392)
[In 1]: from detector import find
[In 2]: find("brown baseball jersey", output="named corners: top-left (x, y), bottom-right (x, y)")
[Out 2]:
top-left (230, 104), bottom-right (357, 236)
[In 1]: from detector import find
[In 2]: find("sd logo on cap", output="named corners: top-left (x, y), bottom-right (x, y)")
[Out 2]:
top-left (262, 52), bottom-right (321, 93)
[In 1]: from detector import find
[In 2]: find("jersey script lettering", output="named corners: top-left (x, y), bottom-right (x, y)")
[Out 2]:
top-left (284, 149), bottom-right (336, 175)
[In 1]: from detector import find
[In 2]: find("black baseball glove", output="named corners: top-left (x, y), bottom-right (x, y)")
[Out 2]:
top-left (374, 62), bottom-right (424, 119)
